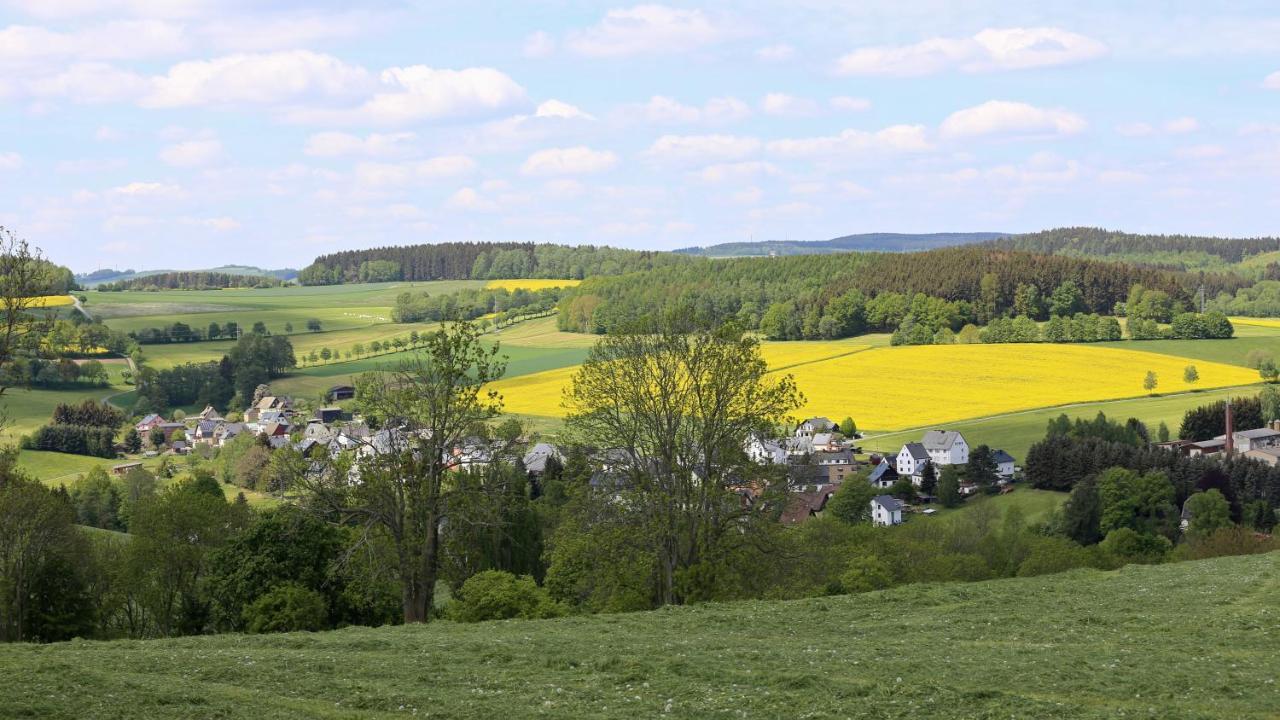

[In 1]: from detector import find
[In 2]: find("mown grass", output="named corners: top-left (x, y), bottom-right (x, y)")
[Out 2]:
top-left (1, 552), bottom-right (1277, 719)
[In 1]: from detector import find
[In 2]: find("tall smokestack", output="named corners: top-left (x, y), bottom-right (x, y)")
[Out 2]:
top-left (1225, 399), bottom-right (1234, 455)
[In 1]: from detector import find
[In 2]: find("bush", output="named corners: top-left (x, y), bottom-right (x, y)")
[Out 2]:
top-left (243, 583), bottom-right (329, 633)
top-left (1098, 528), bottom-right (1170, 565)
top-left (839, 555), bottom-right (893, 593)
top-left (447, 570), bottom-right (564, 623)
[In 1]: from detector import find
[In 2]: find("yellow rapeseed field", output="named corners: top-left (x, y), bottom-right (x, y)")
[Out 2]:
top-left (1229, 316), bottom-right (1280, 329)
top-left (491, 342), bottom-right (1259, 430)
top-left (485, 279), bottom-right (583, 292)
top-left (25, 295), bottom-right (74, 307)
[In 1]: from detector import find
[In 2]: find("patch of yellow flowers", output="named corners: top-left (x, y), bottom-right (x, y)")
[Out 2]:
top-left (484, 279), bottom-right (582, 292)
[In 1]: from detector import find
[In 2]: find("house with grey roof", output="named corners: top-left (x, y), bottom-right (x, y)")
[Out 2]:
top-left (921, 430), bottom-right (969, 466)
top-left (1222, 427), bottom-right (1280, 453)
top-left (795, 417), bottom-right (835, 438)
top-left (870, 495), bottom-right (903, 526)
top-left (746, 435), bottom-right (787, 465)
top-left (523, 442), bottom-right (563, 475)
top-left (896, 442), bottom-right (930, 482)
top-left (868, 459), bottom-right (897, 489)
top-left (992, 449), bottom-right (1017, 479)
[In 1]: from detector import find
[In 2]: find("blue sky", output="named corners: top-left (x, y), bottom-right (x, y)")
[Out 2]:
top-left (3, 1), bottom-right (1280, 271)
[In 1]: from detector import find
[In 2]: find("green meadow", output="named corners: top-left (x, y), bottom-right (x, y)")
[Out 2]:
top-left (2, 551), bottom-right (1276, 719)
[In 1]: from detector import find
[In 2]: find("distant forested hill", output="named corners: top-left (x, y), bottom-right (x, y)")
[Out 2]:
top-left (675, 231), bottom-right (1008, 257)
top-left (557, 245), bottom-right (1249, 336)
top-left (990, 227), bottom-right (1280, 271)
top-left (298, 242), bottom-right (694, 285)
top-left (77, 265), bottom-right (297, 287)
top-left (96, 271), bottom-right (286, 291)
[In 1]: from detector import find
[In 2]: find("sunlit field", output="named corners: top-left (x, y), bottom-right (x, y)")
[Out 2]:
top-left (1229, 316), bottom-right (1280, 329)
top-left (25, 295), bottom-right (74, 307)
top-left (490, 342), bottom-right (1259, 431)
top-left (484, 278), bottom-right (582, 291)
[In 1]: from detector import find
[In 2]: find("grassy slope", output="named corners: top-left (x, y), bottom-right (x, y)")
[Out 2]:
top-left (2, 552), bottom-right (1276, 719)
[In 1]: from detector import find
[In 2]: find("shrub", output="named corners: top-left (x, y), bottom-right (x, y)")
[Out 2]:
top-left (243, 583), bottom-right (329, 633)
top-left (1098, 528), bottom-right (1170, 565)
top-left (839, 556), bottom-right (893, 593)
top-left (447, 570), bottom-right (564, 623)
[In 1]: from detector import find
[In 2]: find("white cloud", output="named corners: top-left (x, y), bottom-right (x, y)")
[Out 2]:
top-left (696, 160), bottom-right (779, 183)
top-left (159, 138), bottom-right (223, 167)
top-left (1116, 122), bottom-right (1154, 137)
top-left (1164, 116), bottom-right (1199, 134)
top-left (304, 131), bottom-right (416, 157)
top-left (1264, 71), bottom-right (1280, 90)
top-left (446, 187), bottom-right (497, 211)
top-left (523, 31), bottom-right (556, 58)
top-left (755, 44), bottom-right (793, 62)
top-left (760, 93), bottom-right (819, 117)
top-left (0, 20), bottom-right (187, 64)
top-left (829, 96), bottom-right (871, 112)
top-left (194, 216), bottom-right (240, 231)
top-left (1176, 144), bottom-right (1225, 159)
top-left (566, 5), bottom-right (737, 58)
top-left (25, 62), bottom-right (149, 104)
top-left (355, 155), bottom-right (477, 186)
top-left (644, 134), bottom-right (761, 165)
top-left (144, 50), bottom-right (372, 108)
top-left (321, 65), bottom-right (527, 126)
top-left (940, 101), bottom-right (1086, 139)
top-left (521, 146), bottom-right (618, 176)
top-left (766, 125), bottom-right (931, 157)
top-left (628, 95), bottom-right (750, 125)
top-left (534, 99), bottom-right (594, 120)
top-left (111, 181), bottom-right (181, 197)
top-left (836, 27), bottom-right (1106, 76)
top-left (0, 152), bottom-right (22, 170)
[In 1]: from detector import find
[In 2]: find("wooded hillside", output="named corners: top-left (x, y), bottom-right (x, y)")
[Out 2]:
top-left (97, 271), bottom-right (284, 291)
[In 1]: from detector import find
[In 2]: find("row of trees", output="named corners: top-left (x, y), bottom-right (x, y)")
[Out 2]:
top-left (391, 286), bottom-right (561, 324)
top-left (299, 242), bottom-right (689, 285)
top-left (131, 319), bottom-right (322, 345)
top-left (134, 333), bottom-right (295, 413)
top-left (97, 271), bottom-right (284, 291)
top-left (21, 400), bottom-right (126, 458)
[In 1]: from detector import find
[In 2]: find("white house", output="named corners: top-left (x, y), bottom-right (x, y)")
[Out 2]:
top-left (795, 417), bottom-right (835, 439)
top-left (746, 435), bottom-right (787, 465)
top-left (1226, 428), bottom-right (1280, 453)
top-left (921, 430), bottom-right (969, 466)
top-left (992, 449), bottom-right (1017, 479)
top-left (896, 443), bottom-right (930, 482)
top-left (868, 460), bottom-right (897, 489)
top-left (870, 495), bottom-right (904, 526)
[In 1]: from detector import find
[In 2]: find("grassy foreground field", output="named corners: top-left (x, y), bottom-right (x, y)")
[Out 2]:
top-left (2, 552), bottom-right (1276, 719)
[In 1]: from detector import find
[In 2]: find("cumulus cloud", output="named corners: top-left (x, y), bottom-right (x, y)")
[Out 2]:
top-left (159, 138), bottom-right (223, 167)
top-left (836, 27), bottom-right (1106, 76)
top-left (0, 20), bottom-right (187, 64)
top-left (1265, 71), bottom-right (1280, 90)
top-left (644, 134), bottom-right (761, 165)
top-left (760, 93), bottom-right (819, 117)
top-left (144, 50), bottom-right (372, 108)
top-left (304, 131), bottom-right (417, 157)
top-left (695, 160), bottom-right (780, 183)
top-left (766, 125), bottom-right (932, 157)
top-left (566, 5), bottom-right (738, 58)
top-left (445, 187), bottom-right (497, 211)
top-left (521, 146), bottom-right (618, 176)
top-left (626, 95), bottom-right (750, 125)
top-left (111, 181), bottom-right (182, 197)
top-left (523, 31), bottom-right (556, 58)
top-left (534, 99), bottom-right (594, 120)
top-left (310, 65), bottom-right (527, 126)
top-left (24, 62), bottom-right (149, 104)
top-left (355, 156), bottom-right (478, 186)
top-left (939, 101), bottom-right (1086, 139)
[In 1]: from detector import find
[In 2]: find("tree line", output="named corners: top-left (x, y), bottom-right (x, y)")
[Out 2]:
top-left (134, 332), bottom-right (296, 413)
top-left (298, 242), bottom-right (692, 285)
top-left (392, 286), bottom-right (562, 323)
top-left (991, 227), bottom-right (1280, 267)
top-left (96, 271), bottom-right (284, 291)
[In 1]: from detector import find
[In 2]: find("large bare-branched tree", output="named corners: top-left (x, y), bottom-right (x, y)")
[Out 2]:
top-left (564, 315), bottom-right (802, 605)
top-left (301, 321), bottom-right (507, 622)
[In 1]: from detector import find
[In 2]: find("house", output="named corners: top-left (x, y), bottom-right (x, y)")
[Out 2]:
top-left (810, 432), bottom-right (842, 452)
top-left (921, 430), bottom-right (969, 466)
top-left (261, 421), bottom-right (291, 438)
top-left (992, 449), bottom-right (1017, 479)
top-left (112, 461), bottom-right (143, 476)
top-left (196, 405), bottom-right (223, 422)
top-left (245, 396), bottom-right (291, 423)
top-left (523, 442), bottom-right (564, 476)
top-left (327, 385), bottom-right (356, 402)
top-left (795, 417), bottom-right (835, 438)
top-left (896, 443), bottom-right (930, 483)
top-left (213, 422), bottom-right (245, 447)
top-left (134, 414), bottom-right (165, 435)
top-left (193, 419), bottom-right (221, 444)
top-left (170, 440), bottom-right (189, 455)
top-left (870, 495), bottom-right (903, 526)
top-left (316, 407), bottom-right (343, 424)
top-left (868, 460), bottom-right (898, 489)
top-left (156, 422), bottom-right (186, 442)
top-left (746, 436), bottom-right (787, 465)
top-left (781, 485), bottom-right (840, 524)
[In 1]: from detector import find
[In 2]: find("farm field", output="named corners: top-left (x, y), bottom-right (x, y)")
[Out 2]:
top-left (491, 342), bottom-right (1260, 432)
top-left (3, 551), bottom-right (1277, 719)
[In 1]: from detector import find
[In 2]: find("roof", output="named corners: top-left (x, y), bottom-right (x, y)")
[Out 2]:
top-left (868, 460), bottom-right (896, 483)
top-left (813, 449), bottom-right (853, 464)
top-left (781, 486), bottom-right (838, 524)
top-left (922, 430), bottom-right (964, 452)
top-left (522, 442), bottom-right (562, 473)
top-left (112, 462), bottom-right (142, 470)
top-left (872, 495), bottom-right (903, 512)
top-left (901, 442), bottom-right (929, 461)
top-left (802, 417), bottom-right (834, 430)
top-left (137, 414), bottom-right (162, 425)
top-left (1192, 438), bottom-right (1227, 449)
top-left (328, 384), bottom-right (355, 392)
top-left (1235, 428), bottom-right (1280, 440)
top-left (992, 449), bottom-right (1016, 464)
top-left (812, 432), bottom-right (835, 445)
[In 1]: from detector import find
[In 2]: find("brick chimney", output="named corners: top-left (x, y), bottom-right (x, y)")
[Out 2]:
top-left (1225, 399), bottom-right (1234, 455)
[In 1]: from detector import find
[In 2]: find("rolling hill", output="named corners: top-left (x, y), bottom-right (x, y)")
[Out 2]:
top-left (76, 265), bottom-right (298, 287)
top-left (674, 231), bottom-right (1009, 257)
top-left (1, 551), bottom-right (1276, 719)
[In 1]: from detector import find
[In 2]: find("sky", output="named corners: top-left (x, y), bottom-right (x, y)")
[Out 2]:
top-left (3, 1), bottom-right (1280, 272)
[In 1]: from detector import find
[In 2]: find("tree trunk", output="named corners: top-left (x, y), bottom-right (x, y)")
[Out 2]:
top-left (400, 516), bottom-right (441, 624)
